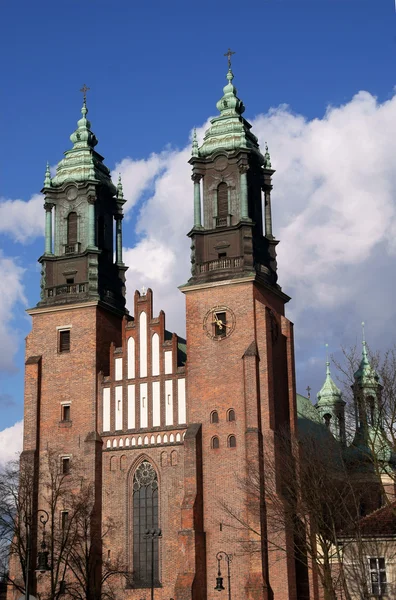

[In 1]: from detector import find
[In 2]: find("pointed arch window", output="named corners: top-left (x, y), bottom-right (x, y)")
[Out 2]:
top-left (67, 212), bottom-right (78, 246)
top-left (132, 461), bottom-right (159, 587)
top-left (217, 182), bottom-right (228, 225)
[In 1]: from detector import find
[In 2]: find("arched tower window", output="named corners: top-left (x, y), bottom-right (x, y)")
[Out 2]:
top-left (228, 435), bottom-right (236, 448)
top-left (217, 183), bottom-right (228, 220)
top-left (132, 461), bottom-right (159, 587)
top-left (67, 212), bottom-right (78, 246)
top-left (211, 436), bottom-right (220, 449)
top-left (323, 413), bottom-right (332, 429)
top-left (210, 411), bottom-right (219, 424)
top-left (227, 409), bottom-right (235, 422)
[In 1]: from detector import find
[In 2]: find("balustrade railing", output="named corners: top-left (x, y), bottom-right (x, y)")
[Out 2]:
top-left (198, 256), bottom-right (243, 273)
top-left (47, 282), bottom-right (88, 297)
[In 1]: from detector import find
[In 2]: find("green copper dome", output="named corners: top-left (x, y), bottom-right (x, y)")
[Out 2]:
top-left (317, 360), bottom-right (343, 407)
top-left (354, 337), bottom-right (379, 386)
top-left (198, 68), bottom-right (264, 160)
top-left (50, 99), bottom-right (116, 193)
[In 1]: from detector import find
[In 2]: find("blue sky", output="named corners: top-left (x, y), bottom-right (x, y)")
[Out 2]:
top-left (1, 0), bottom-right (396, 456)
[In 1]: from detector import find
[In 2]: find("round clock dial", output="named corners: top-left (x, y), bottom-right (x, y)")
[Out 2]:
top-left (203, 305), bottom-right (236, 341)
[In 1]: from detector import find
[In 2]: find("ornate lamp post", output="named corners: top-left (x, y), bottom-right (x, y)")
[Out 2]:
top-left (25, 510), bottom-right (51, 600)
top-left (214, 551), bottom-right (232, 600)
top-left (144, 528), bottom-right (162, 600)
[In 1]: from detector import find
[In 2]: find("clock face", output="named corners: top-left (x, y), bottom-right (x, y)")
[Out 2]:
top-left (203, 305), bottom-right (236, 341)
top-left (66, 186), bottom-right (78, 201)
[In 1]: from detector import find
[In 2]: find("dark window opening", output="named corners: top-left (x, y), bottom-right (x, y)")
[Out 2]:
top-left (368, 396), bottom-right (375, 426)
top-left (66, 278), bottom-right (74, 284)
top-left (218, 252), bottom-right (227, 259)
top-left (210, 411), bottom-right (219, 424)
top-left (228, 435), bottom-right (236, 448)
top-left (211, 436), bottom-right (220, 449)
top-left (132, 461), bottom-right (159, 588)
top-left (217, 183), bottom-right (228, 219)
top-left (62, 405), bottom-right (71, 422)
top-left (323, 413), bottom-right (332, 428)
top-left (62, 458), bottom-right (70, 475)
top-left (369, 558), bottom-right (387, 595)
top-left (61, 511), bottom-right (69, 531)
top-left (59, 330), bottom-right (70, 353)
top-left (67, 212), bottom-right (77, 245)
top-left (214, 311), bottom-right (227, 338)
top-left (227, 409), bottom-right (236, 422)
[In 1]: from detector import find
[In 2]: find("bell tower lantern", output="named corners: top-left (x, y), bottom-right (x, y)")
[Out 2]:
top-left (38, 90), bottom-right (127, 313)
top-left (188, 56), bottom-right (279, 288)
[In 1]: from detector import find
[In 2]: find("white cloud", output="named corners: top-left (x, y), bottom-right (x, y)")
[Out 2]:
top-left (0, 194), bottom-right (44, 243)
top-left (0, 420), bottom-right (23, 467)
top-left (117, 91), bottom-right (396, 390)
top-left (0, 253), bottom-right (26, 372)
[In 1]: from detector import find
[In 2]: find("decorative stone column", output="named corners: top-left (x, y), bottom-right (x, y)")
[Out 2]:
top-left (44, 202), bottom-right (54, 255)
top-left (239, 166), bottom-right (249, 220)
top-left (87, 197), bottom-right (96, 248)
top-left (192, 174), bottom-right (203, 228)
top-left (115, 215), bottom-right (124, 265)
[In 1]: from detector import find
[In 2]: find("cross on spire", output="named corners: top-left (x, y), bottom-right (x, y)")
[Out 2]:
top-left (80, 84), bottom-right (90, 102)
top-left (224, 48), bottom-right (235, 69)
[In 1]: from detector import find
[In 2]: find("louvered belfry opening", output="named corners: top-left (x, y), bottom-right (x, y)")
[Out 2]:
top-left (217, 183), bottom-right (228, 222)
top-left (67, 212), bottom-right (78, 245)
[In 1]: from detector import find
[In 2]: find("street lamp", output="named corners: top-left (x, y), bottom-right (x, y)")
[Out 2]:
top-left (25, 510), bottom-right (51, 600)
top-left (214, 551), bottom-right (232, 600)
top-left (144, 528), bottom-right (162, 600)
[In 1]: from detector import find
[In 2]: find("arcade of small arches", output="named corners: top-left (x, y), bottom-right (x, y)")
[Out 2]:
top-left (105, 431), bottom-right (185, 449)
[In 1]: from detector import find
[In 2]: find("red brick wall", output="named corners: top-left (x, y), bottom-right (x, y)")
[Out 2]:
top-left (184, 278), bottom-right (298, 600)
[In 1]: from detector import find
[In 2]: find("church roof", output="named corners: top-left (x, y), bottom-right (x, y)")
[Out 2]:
top-left (47, 97), bottom-right (116, 194)
top-left (354, 324), bottom-right (380, 386)
top-left (197, 67), bottom-right (265, 161)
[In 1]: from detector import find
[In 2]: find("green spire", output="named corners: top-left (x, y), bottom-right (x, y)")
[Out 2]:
top-left (354, 322), bottom-right (379, 385)
top-left (44, 162), bottom-right (51, 188)
top-left (117, 173), bottom-right (124, 201)
top-left (317, 344), bottom-right (343, 406)
top-left (264, 143), bottom-right (272, 169)
top-left (191, 128), bottom-right (199, 157)
top-left (198, 65), bottom-right (264, 160)
top-left (51, 95), bottom-right (116, 194)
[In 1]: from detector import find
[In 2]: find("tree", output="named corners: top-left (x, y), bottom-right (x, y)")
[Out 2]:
top-left (0, 451), bottom-right (129, 600)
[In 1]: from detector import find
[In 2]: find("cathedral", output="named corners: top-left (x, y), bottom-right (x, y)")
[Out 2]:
top-left (12, 59), bottom-right (393, 600)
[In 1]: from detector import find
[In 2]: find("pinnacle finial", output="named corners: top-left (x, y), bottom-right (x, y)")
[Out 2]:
top-left (44, 162), bottom-right (51, 188)
top-left (325, 343), bottom-right (331, 376)
top-left (117, 173), bottom-right (124, 200)
top-left (192, 128), bottom-right (199, 157)
top-left (264, 143), bottom-right (272, 169)
top-left (361, 321), bottom-right (368, 359)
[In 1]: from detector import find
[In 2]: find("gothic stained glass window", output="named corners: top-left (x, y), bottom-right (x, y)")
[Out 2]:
top-left (133, 461), bottom-right (159, 587)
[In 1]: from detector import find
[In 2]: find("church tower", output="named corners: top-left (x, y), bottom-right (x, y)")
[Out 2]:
top-left (180, 56), bottom-right (299, 600)
top-left (19, 92), bottom-right (126, 599)
top-left (316, 350), bottom-right (346, 444)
